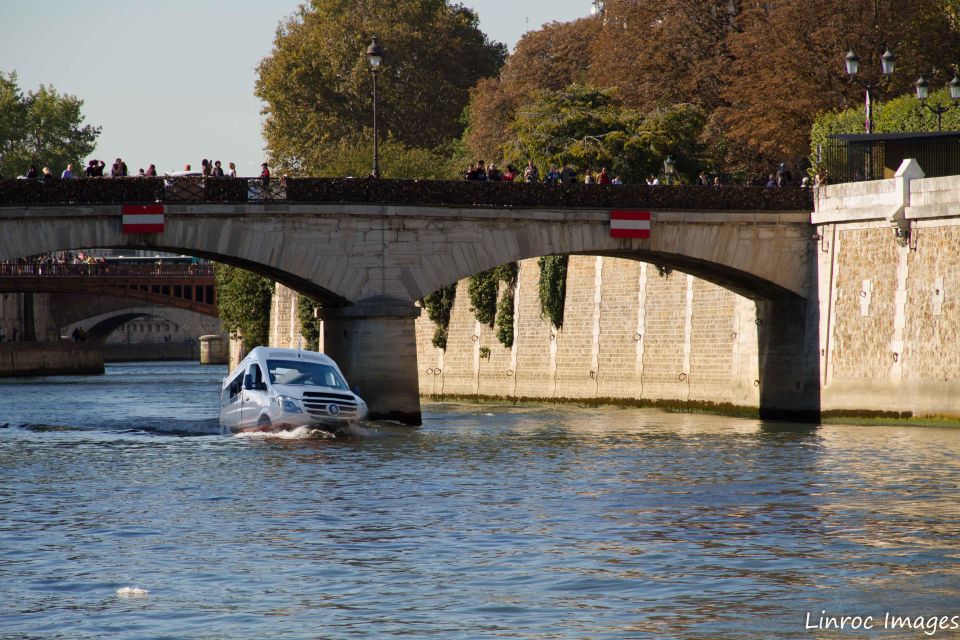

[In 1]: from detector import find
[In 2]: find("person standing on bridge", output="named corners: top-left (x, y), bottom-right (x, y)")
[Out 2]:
top-left (61, 164), bottom-right (75, 180)
top-left (111, 158), bottom-right (128, 178)
top-left (227, 162), bottom-right (237, 178)
top-left (260, 162), bottom-right (270, 185)
top-left (212, 160), bottom-right (225, 177)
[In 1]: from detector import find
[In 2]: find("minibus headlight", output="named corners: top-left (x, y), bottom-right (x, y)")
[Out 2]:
top-left (277, 396), bottom-right (303, 414)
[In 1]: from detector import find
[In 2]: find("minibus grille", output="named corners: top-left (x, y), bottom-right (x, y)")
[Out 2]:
top-left (302, 391), bottom-right (358, 418)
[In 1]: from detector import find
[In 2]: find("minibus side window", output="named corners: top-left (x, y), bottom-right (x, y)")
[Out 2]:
top-left (229, 374), bottom-right (244, 399)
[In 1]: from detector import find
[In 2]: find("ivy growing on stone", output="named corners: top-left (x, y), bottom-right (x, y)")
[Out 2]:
top-left (538, 255), bottom-right (568, 330)
top-left (468, 263), bottom-right (519, 348)
top-left (494, 262), bottom-right (518, 348)
top-left (214, 263), bottom-right (274, 351)
top-left (296, 294), bottom-right (322, 350)
top-left (467, 268), bottom-right (499, 327)
top-left (422, 283), bottom-right (457, 350)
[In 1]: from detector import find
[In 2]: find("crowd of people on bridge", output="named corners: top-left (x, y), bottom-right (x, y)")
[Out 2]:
top-left (8, 153), bottom-right (825, 188)
top-left (11, 158), bottom-right (263, 182)
top-left (0, 252), bottom-right (109, 276)
top-left (463, 159), bottom-right (625, 185)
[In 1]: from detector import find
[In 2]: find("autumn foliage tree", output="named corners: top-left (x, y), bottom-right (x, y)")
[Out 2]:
top-left (463, 18), bottom-right (599, 162)
top-left (464, 0), bottom-right (960, 176)
top-left (256, 0), bottom-right (505, 176)
top-left (717, 0), bottom-right (960, 167)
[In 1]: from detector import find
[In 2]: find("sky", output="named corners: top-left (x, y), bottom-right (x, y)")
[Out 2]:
top-left (1, 1), bottom-right (591, 175)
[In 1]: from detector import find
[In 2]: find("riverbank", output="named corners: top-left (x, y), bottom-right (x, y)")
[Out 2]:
top-left (0, 342), bottom-right (103, 377)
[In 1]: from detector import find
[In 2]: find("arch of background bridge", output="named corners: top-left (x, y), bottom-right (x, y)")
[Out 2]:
top-left (84, 312), bottom-right (154, 344)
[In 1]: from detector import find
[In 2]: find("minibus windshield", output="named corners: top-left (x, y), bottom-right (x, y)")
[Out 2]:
top-left (267, 360), bottom-right (348, 389)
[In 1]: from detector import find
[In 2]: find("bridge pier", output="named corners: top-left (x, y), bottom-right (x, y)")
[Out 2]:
top-left (321, 297), bottom-right (422, 426)
top-left (756, 298), bottom-right (821, 422)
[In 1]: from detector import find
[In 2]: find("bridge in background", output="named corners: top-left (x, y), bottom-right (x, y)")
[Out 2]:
top-left (0, 177), bottom-right (816, 424)
top-left (0, 262), bottom-right (218, 317)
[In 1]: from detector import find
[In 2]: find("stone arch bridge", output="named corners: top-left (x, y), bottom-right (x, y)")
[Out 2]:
top-left (0, 178), bottom-right (815, 423)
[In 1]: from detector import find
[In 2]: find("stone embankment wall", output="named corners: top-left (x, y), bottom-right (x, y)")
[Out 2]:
top-left (416, 256), bottom-right (761, 407)
top-left (0, 343), bottom-right (103, 377)
top-left (814, 167), bottom-right (960, 417)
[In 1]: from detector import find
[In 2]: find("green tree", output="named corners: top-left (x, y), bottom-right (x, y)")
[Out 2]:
top-left (0, 72), bottom-right (99, 178)
top-left (215, 264), bottom-right (275, 352)
top-left (297, 294), bottom-right (322, 350)
top-left (255, 0), bottom-right (505, 175)
top-left (507, 84), bottom-right (706, 183)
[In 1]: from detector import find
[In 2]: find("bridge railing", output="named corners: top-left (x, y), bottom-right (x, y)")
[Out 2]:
top-left (0, 177), bottom-right (814, 211)
top-left (0, 263), bottom-right (215, 278)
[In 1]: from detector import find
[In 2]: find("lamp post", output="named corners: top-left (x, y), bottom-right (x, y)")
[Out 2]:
top-left (845, 48), bottom-right (896, 134)
top-left (915, 74), bottom-right (960, 132)
top-left (366, 36), bottom-right (384, 178)
top-left (590, 1), bottom-right (605, 17)
top-left (663, 156), bottom-right (676, 185)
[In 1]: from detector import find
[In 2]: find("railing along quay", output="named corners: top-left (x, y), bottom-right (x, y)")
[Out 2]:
top-left (0, 177), bottom-right (815, 211)
top-left (0, 263), bottom-right (215, 278)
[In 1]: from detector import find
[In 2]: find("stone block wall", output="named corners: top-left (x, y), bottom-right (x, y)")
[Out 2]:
top-left (415, 256), bottom-right (761, 408)
top-left (269, 284), bottom-right (303, 349)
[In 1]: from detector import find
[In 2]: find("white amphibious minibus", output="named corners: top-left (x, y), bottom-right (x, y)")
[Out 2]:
top-left (219, 347), bottom-right (368, 434)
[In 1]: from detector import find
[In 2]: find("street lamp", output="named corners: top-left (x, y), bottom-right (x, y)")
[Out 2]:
top-left (845, 48), bottom-right (896, 133)
top-left (366, 36), bottom-right (384, 178)
top-left (663, 156), bottom-right (676, 185)
top-left (915, 74), bottom-right (960, 132)
top-left (590, 0), bottom-right (605, 17)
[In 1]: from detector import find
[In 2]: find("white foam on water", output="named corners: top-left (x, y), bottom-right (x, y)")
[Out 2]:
top-left (116, 586), bottom-right (150, 598)
top-left (233, 426), bottom-right (335, 440)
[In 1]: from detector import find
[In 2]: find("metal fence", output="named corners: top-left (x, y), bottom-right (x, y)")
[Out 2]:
top-left (819, 134), bottom-right (960, 183)
top-left (0, 177), bottom-right (814, 211)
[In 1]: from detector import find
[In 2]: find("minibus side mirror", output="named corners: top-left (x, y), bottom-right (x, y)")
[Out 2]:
top-left (243, 374), bottom-right (254, 390)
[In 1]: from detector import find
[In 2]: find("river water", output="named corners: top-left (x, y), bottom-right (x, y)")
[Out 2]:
top-left (2, 361), bottom-right (960, 639)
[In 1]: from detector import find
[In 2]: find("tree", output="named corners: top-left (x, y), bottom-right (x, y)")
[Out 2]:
top-left (589, 0), bottom-right (740, 115)
top-left (717, 0), bottom-right (960, 168)
top-left (215, 265), bottom-right (275, 352)
top-left (255, 0), bottom-right (505, 175)
top-left (463, 18), bottom-right (600, 161)
top-left (506, 84), bottom-right (706, 183)
top-left (0, 72), bottom-right (100, 178)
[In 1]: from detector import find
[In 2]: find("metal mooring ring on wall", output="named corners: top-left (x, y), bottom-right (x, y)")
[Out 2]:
top-left (506, 369), bottom-right (514, 377)
top-left (550, 334), bottom-right (556, 341)
top-left (590, 371), bottom-right (596, 379)
top-left (754, 379), bottom-right (760, 387)
top-left (730, 331), bottom-right (737, 341)
top-left (471, 335), bottom-right (479, 341)
top-left (678, 372), bottom-right (687, 382)
top-left (426, 368), bottom-right (434, 375)
top-left (633, 333), bottom-right (642, 342)
top-left (434, 368), bottom-right (442, 376)
top-left (755, 318), bottom-right (764, 326)
top-left (893, 352), bottom-right (899, 362)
